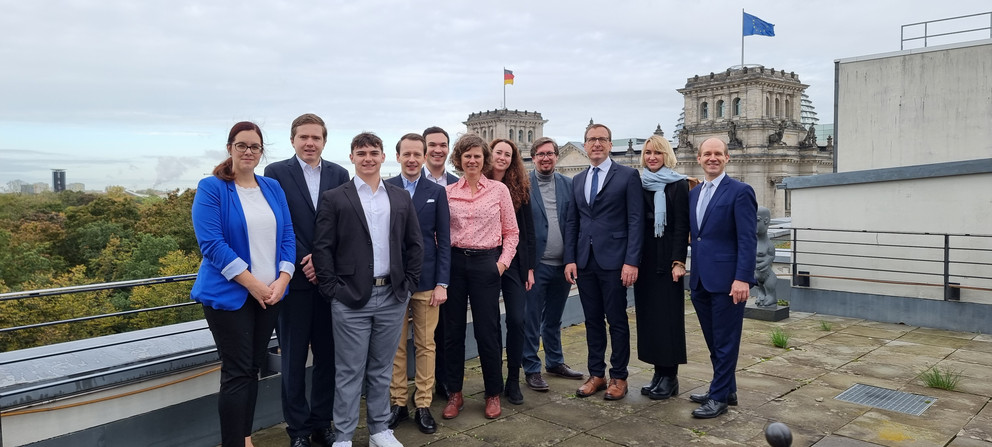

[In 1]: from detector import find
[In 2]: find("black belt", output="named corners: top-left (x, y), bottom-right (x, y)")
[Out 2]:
top-left (452, 246), bottom-right (501, 257)
top-left (373, 276), bottom-right (390, 286)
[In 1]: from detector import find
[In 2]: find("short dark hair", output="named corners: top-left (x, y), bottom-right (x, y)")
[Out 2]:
top-left (450, 134), bottom-right (491, 172)
top-left (530, 137), bottom-right (559, 157)
top-left (584, 123), bottom-right (612, 141)
top-left (351, 132), bottom-right (383, 152)
top-left (422, 126), bottom-right (449, 144)
top-left (395, 133), bottom-right (426, 155)
top-left (291, 113), bottom-right (327, 140)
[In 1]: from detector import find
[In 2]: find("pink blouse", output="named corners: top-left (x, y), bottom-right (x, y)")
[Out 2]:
top-left (446, 176), bottom-right (519, 266)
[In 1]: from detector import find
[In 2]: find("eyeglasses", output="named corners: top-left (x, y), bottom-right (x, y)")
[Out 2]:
top-left (585, 137), bottom-right (610, 144)
top-left (233, 142), bottom-right (263, 154)
top-left (533, 152), bottom-right (556, 158)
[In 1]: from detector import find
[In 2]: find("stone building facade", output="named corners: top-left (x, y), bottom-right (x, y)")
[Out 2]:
top-left (675, 65), bottom-right (833, 216)
top-left (464, 109), bottom-right (547, 148)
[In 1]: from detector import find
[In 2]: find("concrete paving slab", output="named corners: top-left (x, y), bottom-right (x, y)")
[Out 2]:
top-left (873, 339), bottom-right (957, 359)
top-left (839, 325), bottom-right (907, 341)
top-left (463, 412), bottom-right (578, 446)
top-left (961, 339), bottom-right (992, 354)
top-left (898, 331), bottom-right (974, 349)
top-left (745, 355), bottom-right (831, 382)
top-left (912, 327), bottom-right (978, 340)
top-left (835, 409), bottom-right (957, 446)
top-left (946, 348), bottom-right (992, 367)
top-left (948, 437), bottom-right (992, 447)
top-left (811, 434), bottom-right (886, 446)
top-left (817, 332), bottom-right (891, 349)
top-left (596, 413), bottom-right (743, 446)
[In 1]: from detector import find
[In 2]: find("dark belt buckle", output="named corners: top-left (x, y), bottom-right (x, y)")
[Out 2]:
top-left (373, 276), bottom-right (390, 286)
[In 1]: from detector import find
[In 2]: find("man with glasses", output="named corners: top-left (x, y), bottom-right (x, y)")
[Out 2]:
top-left (522, 137), bottom-right (585, 393)
top-left (264, 113), bottom-right (349, 447)
top-left (564, 124), bottom-right (643, 401)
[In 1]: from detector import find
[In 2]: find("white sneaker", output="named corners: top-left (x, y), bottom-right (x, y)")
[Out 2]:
top-left (369, 429), bottom-right (404, 447)
top-left (331, 442), bottom-right (352, 447)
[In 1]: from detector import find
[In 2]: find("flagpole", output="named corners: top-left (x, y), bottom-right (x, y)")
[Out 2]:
top-left (503, 67), bottom-right (506, 109)
top-left (741, 8), bottom-right (745, 66)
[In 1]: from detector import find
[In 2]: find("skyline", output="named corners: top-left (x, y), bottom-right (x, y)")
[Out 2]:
top-left (1, 1), bottom-right (989, 191)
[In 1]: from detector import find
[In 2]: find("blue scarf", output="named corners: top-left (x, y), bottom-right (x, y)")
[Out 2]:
top-left (640, 167), bottom-right (687, 237)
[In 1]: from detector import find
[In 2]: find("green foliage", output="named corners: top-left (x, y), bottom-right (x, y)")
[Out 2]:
top-left (819, 320), bottom-right (833, 331)
top-left (919, 366), bottom-right (962, 390)
top-left (770, 327), bottom-right (791, 348)
top-left (0, 189), bottom-right (203, 351)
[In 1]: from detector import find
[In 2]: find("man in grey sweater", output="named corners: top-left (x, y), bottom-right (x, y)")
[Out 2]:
top-left (521, 137), bottom-right (585, 392)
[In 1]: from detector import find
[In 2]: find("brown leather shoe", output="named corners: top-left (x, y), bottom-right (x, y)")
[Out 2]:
top-left (484, 395), bottom-right (501, 419)
top-left (576, 376), bottom-right (607, 397)
top-left (442, 391), bottom-right (463, 419)
top-left (604, 378), bottom-right (628, 400)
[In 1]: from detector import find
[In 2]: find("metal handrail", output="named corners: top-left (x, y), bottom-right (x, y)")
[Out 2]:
top-left (901, 11), bottom-right (992, 50)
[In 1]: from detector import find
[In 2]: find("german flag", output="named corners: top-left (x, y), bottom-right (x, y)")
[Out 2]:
top-left (504, 69), bottom-right (514, 85)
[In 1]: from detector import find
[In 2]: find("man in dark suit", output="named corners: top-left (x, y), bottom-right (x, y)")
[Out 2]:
top-left (522, 137), bottom-right (584, 392)
top-left (384, 133), bottom-right (451, 434)
top-left (263, 113), bottom-right (349, 447)
top-left (421, 126), bottom-right (458, 399)
top-left (687, 137), bottom-right (757, 419)
top-left (313, 132), bottom-right (423, 446)
top-left (564, 123), bottom-right (643, 401)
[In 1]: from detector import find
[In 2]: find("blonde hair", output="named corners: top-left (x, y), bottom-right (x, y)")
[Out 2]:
top-left (641, 135), bottom-right (677, 169)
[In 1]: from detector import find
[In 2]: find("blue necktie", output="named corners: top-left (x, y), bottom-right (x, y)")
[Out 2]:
top-left (697, 182), bottom-right (714, 224)
top-left (589, 167), bottom-right (600, 207)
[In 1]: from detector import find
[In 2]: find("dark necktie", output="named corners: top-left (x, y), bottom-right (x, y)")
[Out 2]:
top-left (589, 166), bottom-right (600, 207)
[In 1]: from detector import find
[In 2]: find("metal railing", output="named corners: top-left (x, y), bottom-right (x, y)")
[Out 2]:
top-left (790, 228), bottom-right (992, 301)
top-left (901, 11), bottom-right (992, 50)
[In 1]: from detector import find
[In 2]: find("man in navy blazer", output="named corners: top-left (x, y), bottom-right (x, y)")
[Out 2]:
top-left (687, 138), bottom-right (757, 419)
top-left (421, 126), bottom-right (458, 399)
top-left (312, 132), bottom-right (423, 445)
top-left (263, 114), bottom-right (349, 447)
top-left (384, 133), bottom-right (451, 434)
top-left (564, 124), bottom-right (643, 401)
top-left (522, 137), bottom-right (585, 392)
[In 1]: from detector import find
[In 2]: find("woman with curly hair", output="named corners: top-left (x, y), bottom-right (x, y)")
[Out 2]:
top-left (483, 138), bottom-right (537, 406)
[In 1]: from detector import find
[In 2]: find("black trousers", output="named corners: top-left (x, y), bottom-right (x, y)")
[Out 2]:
top-left (575, 250), bottom-right (630, 380)
top-left (203, 297), bottom-right (281, 447)
top-left (444, 249), bottom-right (504, 397)
top-left (500, 258), bottom-right (526, 381)
top-left (275, 287), bottom-right (335, 437)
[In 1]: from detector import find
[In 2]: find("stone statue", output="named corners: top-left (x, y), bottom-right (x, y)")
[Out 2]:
top-left (752, 206), bottom-right (777, 307)
top-left (767, 121), bottom-right (786, 146)
top-left (799, 124), bottom-right (817, 148)
top-left (677, 129), bottom-right (692, 150)
top-left (728, 121), bottom-right (743, 148)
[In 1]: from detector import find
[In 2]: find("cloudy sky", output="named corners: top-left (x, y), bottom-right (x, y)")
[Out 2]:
top-left (1, 1), bottom-right (988, 191)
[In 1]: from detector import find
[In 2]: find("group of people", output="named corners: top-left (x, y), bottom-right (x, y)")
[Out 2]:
top-left (190, 115), bottom-right (757, 447)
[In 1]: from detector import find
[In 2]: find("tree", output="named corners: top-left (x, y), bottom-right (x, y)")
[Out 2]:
top-left (127, 250), bottom-right (202, 330)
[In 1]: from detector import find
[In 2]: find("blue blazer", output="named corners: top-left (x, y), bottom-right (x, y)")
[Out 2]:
top-left (190, 175), bottom-right (296, 311)
top-left (529, 170), bottom-right (572, 263)
top-left (385, 175), bottom-right (451, 291)
top-left (564, 160), bottom-right (644, 270)
top-left (688, 175), bottom-right (758, 293)
top-left (263, 156), bottom-right (350, 290)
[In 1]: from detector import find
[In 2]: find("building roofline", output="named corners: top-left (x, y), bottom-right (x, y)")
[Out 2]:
top-left (779, 158), bottom-right (992, 190)
top-left (834, 38), bottom-right (992, 64)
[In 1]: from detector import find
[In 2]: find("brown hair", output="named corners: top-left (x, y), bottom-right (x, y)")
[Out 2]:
top-left (484, 138), bottom-right (530, 210)
top-left (213, 121), bottom-right (264, 181)
top-left (351, 132), bottom-right (383, 152)
top-left (450, 134), bottom-right (491, 172)
top-left (291, 113), bottom-right (327, 140)
top-left (584, 123), bottom-right (612, 141)
top-left (530, 136), bottom-right (559, 157)
top-left (395, 133), bottom-right (426, 155)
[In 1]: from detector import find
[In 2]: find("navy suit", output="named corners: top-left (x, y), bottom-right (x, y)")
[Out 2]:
top-left (564, 160), bottom-right (643, 379)
top-left (263, 156), bottom-right (349, 438)
top-left (385, 176), bottom-right (451, 293)
top-left (688, 174), bottom-right (757, 403)
top-left (522, 171), bottom-right (574, 374)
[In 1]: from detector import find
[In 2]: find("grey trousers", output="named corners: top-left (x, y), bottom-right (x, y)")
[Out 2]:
top-left (331, 285), bottom-right (407, 442)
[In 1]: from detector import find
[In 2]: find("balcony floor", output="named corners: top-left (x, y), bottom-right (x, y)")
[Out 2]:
top-left (247, 301), bottom-right (992, 447)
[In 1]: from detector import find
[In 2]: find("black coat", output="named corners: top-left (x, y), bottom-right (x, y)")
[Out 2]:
top-left (633, 179), bottom-right (690, 366)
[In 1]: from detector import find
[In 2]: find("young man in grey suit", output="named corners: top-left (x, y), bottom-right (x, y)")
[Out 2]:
top-left (313, 133), bottom-right (424, 447)
top-left (564, 123), bottom-right (644, 401)
top-left (263, 113), bottom-right (349, 447)
top-left (384, 133), bottom-right (451, 434)
top-left (522, 137), bottom-right (584, 392)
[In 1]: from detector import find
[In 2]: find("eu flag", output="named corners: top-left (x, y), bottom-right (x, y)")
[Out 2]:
top-left (743, 12), bottom-right (775, 37)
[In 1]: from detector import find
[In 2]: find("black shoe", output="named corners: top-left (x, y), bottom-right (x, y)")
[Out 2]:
top-left (310, 427), bottom-right (333, 447)
top-left (689, 392), bottom-right (738, 406)
top-left (291, 436), bottom-right (312, 447)
top-left (546, 363), bottom-right (584, 379)
top-left (640, 371), bottom-right (663, 395)
top-left (386, 405), bottom-right (409, 429)
top-left (692, 399), bottom-right (729, 419)
top-left (414, 407), bottom-right (437, 434)
top-left (505, 379), bottom-right (524, 405)
top-left (525, 372), bottom-right (549, 391)
top-left (648, 376), bottom-right (679, 400)
top-left (435, 382), bottom-right (448, 398)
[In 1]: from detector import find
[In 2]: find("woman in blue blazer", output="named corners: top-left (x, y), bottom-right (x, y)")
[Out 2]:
top-left (190, 121), bottom-right (295, 447)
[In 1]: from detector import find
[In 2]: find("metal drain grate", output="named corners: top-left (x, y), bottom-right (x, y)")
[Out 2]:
top-left (835, 383), bottom-right (937, 416)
